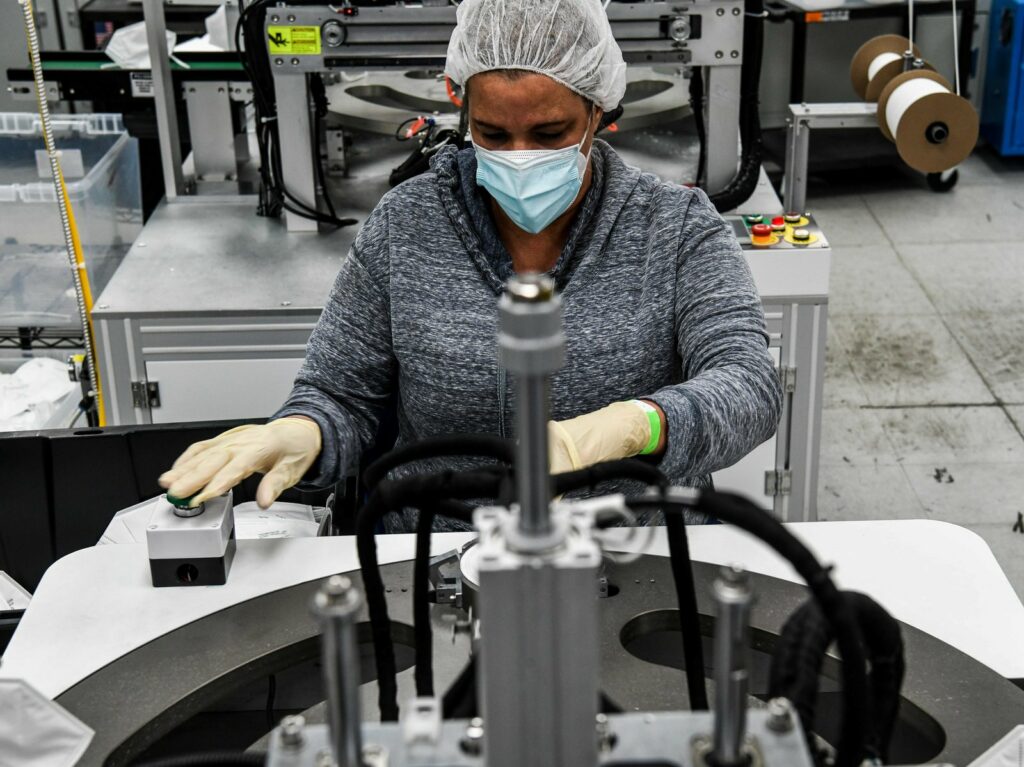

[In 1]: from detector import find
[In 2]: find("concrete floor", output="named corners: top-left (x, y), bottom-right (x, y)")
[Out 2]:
top-left (809, 146), bottom-right (1024, 601)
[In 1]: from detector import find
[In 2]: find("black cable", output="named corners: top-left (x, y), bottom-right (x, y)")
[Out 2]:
top-left (412, 499), bottom-right (478, 699)
top-left (264, 674), bottom-right (277, 732)
top-left (362, 434), bottom-right (515, 490)
top-left (707, 0), bottom-right (767, 212)
top-left (626, 491), bottom-right (869, 767)
top-left (664, 506), bottom-right (709, 710)
top-left (414, 505), bottom-right (437, 697)
top-left (769, 599), bottom-right (834, 764)
top-left (356, 469), bottom-right (504, 720)
top-left (133, 752), bottom-right (265, 767)
top-left (689, 69), bottom-right (707, 186)
top-left (769, 592), bottom-right (905, 765)
top-left (552, 458), bottom-right (667, 497)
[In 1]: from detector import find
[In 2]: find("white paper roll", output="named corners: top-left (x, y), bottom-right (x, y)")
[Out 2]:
top-left (867, 52), bottom-right (902, 82)
top-left (885, 77), bottom-right (948, 138)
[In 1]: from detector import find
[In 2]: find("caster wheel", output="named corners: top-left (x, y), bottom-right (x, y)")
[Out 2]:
top-left (926, 169), bottom-right (959, 192)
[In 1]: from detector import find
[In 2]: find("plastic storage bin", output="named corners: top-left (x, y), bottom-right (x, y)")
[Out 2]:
top-left (0, 112), bottom-right (141, 333)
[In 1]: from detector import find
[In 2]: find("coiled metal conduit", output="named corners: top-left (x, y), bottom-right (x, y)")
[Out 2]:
top-left (19, 0), bottom-right (106, 425)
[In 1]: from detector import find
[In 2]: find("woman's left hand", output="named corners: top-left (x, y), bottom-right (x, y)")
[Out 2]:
top-left (548, 400), bottom-right (665, 474)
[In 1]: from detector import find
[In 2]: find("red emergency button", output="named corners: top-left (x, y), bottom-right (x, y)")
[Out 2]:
top-left (751, 223), bottom-right (773, 245)
top-left (771, 216), bottom-right (785, 226)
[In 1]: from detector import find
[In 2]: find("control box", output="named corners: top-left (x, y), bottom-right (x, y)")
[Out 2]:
top-left (726, 213), bottom-right (830, 250)
top-left (147, 493), bottom-right (236, 587)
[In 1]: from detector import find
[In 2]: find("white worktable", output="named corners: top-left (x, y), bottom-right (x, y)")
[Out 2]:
top-left (2, 520), bottom-right (1022, 701)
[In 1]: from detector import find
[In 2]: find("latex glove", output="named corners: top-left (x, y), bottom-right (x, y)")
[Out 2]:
top-left (548, 401), bottom-right (655, 475)
top-left (158, 417), bottom-right (322, 509)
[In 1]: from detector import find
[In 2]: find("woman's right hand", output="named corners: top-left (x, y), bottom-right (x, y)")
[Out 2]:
top-left (158, 417), bottom-right (322, 509)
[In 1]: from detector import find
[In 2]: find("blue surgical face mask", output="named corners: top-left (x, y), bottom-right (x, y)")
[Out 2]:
top-left (473, 113), bottom-right (594, 234)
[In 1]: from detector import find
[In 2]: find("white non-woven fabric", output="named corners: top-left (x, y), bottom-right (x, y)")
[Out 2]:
top-left (104, 21), bottom-right (176, 69)
top-left (0, 357), bottom-right (76, 431)
top-left (445, 0), bottom-right (627, 110)
top-left (0, 679), bottom-right (93, 767)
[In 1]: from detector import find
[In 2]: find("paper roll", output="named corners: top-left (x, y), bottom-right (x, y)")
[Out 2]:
top-left (868, 52), bottom-right (902, 81)
top-left (886, 78), bottom-right (948, 136)
top-left (850, 35), bottom-right (921, 102)
top-left (876, 69), bottom-right (979, 173)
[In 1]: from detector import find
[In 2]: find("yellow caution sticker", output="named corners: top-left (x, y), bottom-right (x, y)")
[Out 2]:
top-left (267, 26), bottom-right (321, 55)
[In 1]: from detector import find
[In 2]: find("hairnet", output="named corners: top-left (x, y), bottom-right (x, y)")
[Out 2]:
top-left (444, 0), bottom-right (627, 111)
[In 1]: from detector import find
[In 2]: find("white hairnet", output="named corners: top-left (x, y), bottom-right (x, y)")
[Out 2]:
top-left (445, 0), bottom-right (627, 111)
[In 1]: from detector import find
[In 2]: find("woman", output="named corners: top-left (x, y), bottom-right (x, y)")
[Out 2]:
top-left (159, 0), bottom-right (782, 530)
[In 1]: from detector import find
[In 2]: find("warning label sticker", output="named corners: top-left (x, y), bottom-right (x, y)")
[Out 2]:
top-left (267, 26), bottom-right (321, 55)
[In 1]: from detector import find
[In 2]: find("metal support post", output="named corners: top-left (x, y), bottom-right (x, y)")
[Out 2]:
top-left (141, 0), bottom-right (185, 200)
top-left (783, 115), bottom-right (810, 215)
top-left (783, 103), bottom-right (879, 213)
top-left (183, 81), bottom-right (237, 182)
top-left (704, 64), bottom-right (742, 194)
top-left (311, 575), bottom-right (364, 767)
top-left (273, 72), bottom-right (319, 233)
top-left (498, 274), bottom-right (565, 543)
top-left (710, 565), bottom-right (753, 766)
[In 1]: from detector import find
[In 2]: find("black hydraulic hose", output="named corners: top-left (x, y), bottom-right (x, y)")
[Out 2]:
top-left (708, 0), bottom-right (766, 212)
top-left (362, 434), bottom-right (516, 490)
top-left (356, 469), bottom-right (503, 720)
top-left (626, 490), bottom-right (869, 767)
top-left (847, 592), bottom-right (904, 762)
top-left (133, 753), bottom-right (265, 767)
top-left (690, 69), bottom-right (707, 186)
top-left (552, 458), bottom-right (668, 497)
top-left (771, 593), bottom-right (905, 764)
top-left (768, 599), bottom-right (834, 763)
top-left (414, 505), bottom-right (437, 698)
top-left (664, 508), bottom-right (709, 710)
top-left (413, 499), bottom-right (481, 699)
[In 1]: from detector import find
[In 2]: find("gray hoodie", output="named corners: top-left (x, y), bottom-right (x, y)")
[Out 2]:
top-left (275, 139), bottom-right (783, 531)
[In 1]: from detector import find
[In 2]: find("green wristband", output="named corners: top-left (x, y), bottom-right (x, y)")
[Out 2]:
top-left (631, 400), bottom-right (661, 455)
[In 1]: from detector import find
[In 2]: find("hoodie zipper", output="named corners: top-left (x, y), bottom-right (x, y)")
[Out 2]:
top-left (497, 366), bottom-right (508, 438)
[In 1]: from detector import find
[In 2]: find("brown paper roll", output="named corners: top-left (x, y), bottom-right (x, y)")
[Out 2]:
top-left (877, 70), bottom-right (979, 173)
top-left (850, 35), bottom-right (921, 101)
top-left (866, 58), bottom-right (935, 102)
top-left (877, 70), bottom-right (952, 142)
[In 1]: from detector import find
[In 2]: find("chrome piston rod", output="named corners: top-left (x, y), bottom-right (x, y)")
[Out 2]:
top-left (711, 565), bottom-right (754, 766)
top-left (498, 274), bottom-right (565, 544)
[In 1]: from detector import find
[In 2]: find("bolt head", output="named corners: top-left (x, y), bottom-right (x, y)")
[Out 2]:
top-left (279, 714), bottom-right (306, 747)
top-left (717, 7), bottom-right (725, 14)
top-left (766, 697), bottom-right (795, 733)
top-left (720, 563), bottom-right (748, 584)
top-left (715, 50), bottom-right (724, 59)
top-left (460, 718), bottom-right (485, 755)
top-left (506, 273), bottom-right (555, 303)
top-left (313, 574), bottom-right (362, 616)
